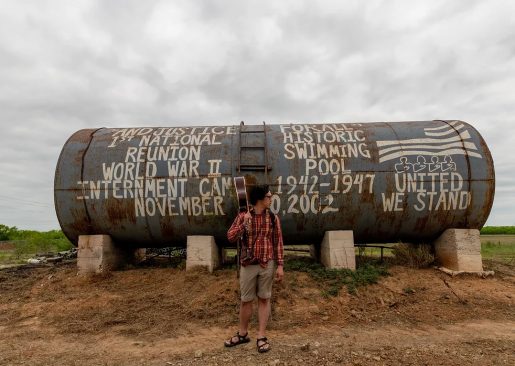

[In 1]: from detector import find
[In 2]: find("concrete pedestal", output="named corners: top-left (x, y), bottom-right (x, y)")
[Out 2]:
top-left (78, 235), bottom-right (128, 274)
top-left (434, 229), bottom-right (483, 272)
top-left (186, 236), bottom-right (219, 273)
top-left (320, 231), bottom-right (356, 270)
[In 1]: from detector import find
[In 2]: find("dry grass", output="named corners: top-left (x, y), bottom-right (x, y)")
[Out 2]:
top-left (391, 242), bottom-right (434, 268)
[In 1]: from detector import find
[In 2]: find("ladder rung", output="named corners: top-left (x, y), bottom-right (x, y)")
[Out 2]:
top-left (240, 130), bottom-right (265, 134)
top-left (238, 122), bottom-right (269, 174)
top-left (239, 167), bottom-right (268, 171)
top-left (239, 164), bottom-right (269, 169)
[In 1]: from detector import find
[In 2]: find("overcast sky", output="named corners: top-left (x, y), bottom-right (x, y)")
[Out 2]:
top-left (0, 0), bottom-right (514, 231)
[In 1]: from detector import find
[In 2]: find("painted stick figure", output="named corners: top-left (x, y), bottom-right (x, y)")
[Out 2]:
top-left (428, 156), bottom-right (442, 172)
top-left (395, 157), bottom-right (413, 173)
top-left (413, 156), bottom-right (427, 173)
top-left (441, 155), bottom-right (457, 172)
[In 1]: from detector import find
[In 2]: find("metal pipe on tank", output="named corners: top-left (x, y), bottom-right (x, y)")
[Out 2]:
top-left (54, 120), bottom-right (495, 247)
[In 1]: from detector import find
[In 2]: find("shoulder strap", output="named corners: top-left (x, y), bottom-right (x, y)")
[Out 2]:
top-left (268, 210), bottom-right (277, 248)
top-left (268, 211), bottom-right (279, 262)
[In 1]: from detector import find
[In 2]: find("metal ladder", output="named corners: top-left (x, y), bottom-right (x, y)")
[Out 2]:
top-left (238, 121), bottom-right (271, 178)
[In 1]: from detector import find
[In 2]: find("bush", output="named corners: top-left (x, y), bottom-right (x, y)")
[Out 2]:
top-left (13, 240), bottom-right (37, 258)
top-left (480, 226), bottom-right (515, 235)
top-left (392, 242), bottom-right (434, 268)
top-left (0, 224), bottom-right (18, 241)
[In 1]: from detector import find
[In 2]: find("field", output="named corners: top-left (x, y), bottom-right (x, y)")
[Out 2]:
top-left (353, 235), bottom-right (515, 265)
top-left (0, 225), bottom-right (72, 267)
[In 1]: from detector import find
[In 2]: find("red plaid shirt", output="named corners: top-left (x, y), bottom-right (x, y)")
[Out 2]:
top-left (227, 208), bottom-right (284, 267)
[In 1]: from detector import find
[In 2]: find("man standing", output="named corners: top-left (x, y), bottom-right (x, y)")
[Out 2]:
top-left (224, 184), bottom-right (284, 353)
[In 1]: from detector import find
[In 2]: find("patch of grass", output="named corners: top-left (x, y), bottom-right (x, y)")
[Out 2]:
top-left (391, 242), bottom-right (434, 268)
top-left (0, 248), bottom-right (31, 264)
top-left (403, 287), bottom-right (415, 294)
top-left (0, 225), bottom-right (74, 264)
top-left (0, 251), bottom-right (24, 264)
top-left (0, 239), bottom-right (73, 264)
top-left (285, 256), bottom-right (389, 296)
top-left (481, 241), bottom-right (515, 262)
top-left (355, 246), bottom-right (395, 258)
top-left (14, 238), bottom-right (72, 257)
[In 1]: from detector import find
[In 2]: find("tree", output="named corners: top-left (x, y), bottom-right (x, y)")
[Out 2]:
top-left (0, 224), bottom-right (18, 241)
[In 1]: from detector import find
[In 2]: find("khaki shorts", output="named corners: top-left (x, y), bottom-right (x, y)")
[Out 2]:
top-left (239, 260), bottom-right (276, 302)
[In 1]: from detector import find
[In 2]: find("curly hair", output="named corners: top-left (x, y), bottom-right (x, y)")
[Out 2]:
top-left (248, 184), bottom-right (270, 205)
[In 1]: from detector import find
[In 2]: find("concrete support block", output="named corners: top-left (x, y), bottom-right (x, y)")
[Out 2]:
top-left (77, 235), bottom-right (127, 274)
top-left (434, 229), bottom-right (483, 272)
top-left (186, 236), bottom-right (219, 273)
top-left (320, 231), bottom-right (355, 270)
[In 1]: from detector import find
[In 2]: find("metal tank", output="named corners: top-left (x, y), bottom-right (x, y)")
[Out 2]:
top-left (54, 120), bottom-right (495, 247)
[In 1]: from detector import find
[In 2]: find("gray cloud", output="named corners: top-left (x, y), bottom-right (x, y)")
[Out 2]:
top-left (0, 0), bottom-right (514, 229)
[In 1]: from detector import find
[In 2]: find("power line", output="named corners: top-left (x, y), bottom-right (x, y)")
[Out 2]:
top-left (0, 203), bottom-right (49, 210)
top-left (0, 195), bottom-right (51, 208)
top-left (0, 218), bottom-right (58, 221)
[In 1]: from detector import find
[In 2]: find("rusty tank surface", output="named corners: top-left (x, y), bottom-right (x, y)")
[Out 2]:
top-left (54, 120), bottom-right (495, 247)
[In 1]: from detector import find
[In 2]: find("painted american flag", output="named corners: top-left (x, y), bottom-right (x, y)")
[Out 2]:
top-left (376, 121), bottom-right (483, 163)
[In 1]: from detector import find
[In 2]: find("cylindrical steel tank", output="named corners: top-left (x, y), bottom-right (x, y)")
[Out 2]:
top-left (54, 120), bottom-right (495, 247)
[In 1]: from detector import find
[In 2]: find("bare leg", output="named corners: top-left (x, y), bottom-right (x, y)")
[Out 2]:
top-left (225, 300), bottom-right (253, 346)
top-left (239, 300), bottom-right (253, 335)
top-left (257, 297), bottom-right (270, 338)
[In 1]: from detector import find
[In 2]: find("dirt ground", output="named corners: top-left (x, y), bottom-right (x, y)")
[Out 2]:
top-left (0, 258), bottom-right (514, 366)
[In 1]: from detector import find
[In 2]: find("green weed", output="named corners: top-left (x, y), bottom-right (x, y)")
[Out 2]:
top-left (403, 287), bottom-right (415, 294)
top-left (0, 224), bottom-right (73, 264)
top-left (481, 241), bottom-right (515, 262)
top-left (284, 256), bottom-right (388, 296)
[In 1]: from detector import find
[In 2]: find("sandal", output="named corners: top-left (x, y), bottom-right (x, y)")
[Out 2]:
top-left (256, 337), bottom-right (271, 353)
top-left (224, 331), bottom-right (250, 347)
